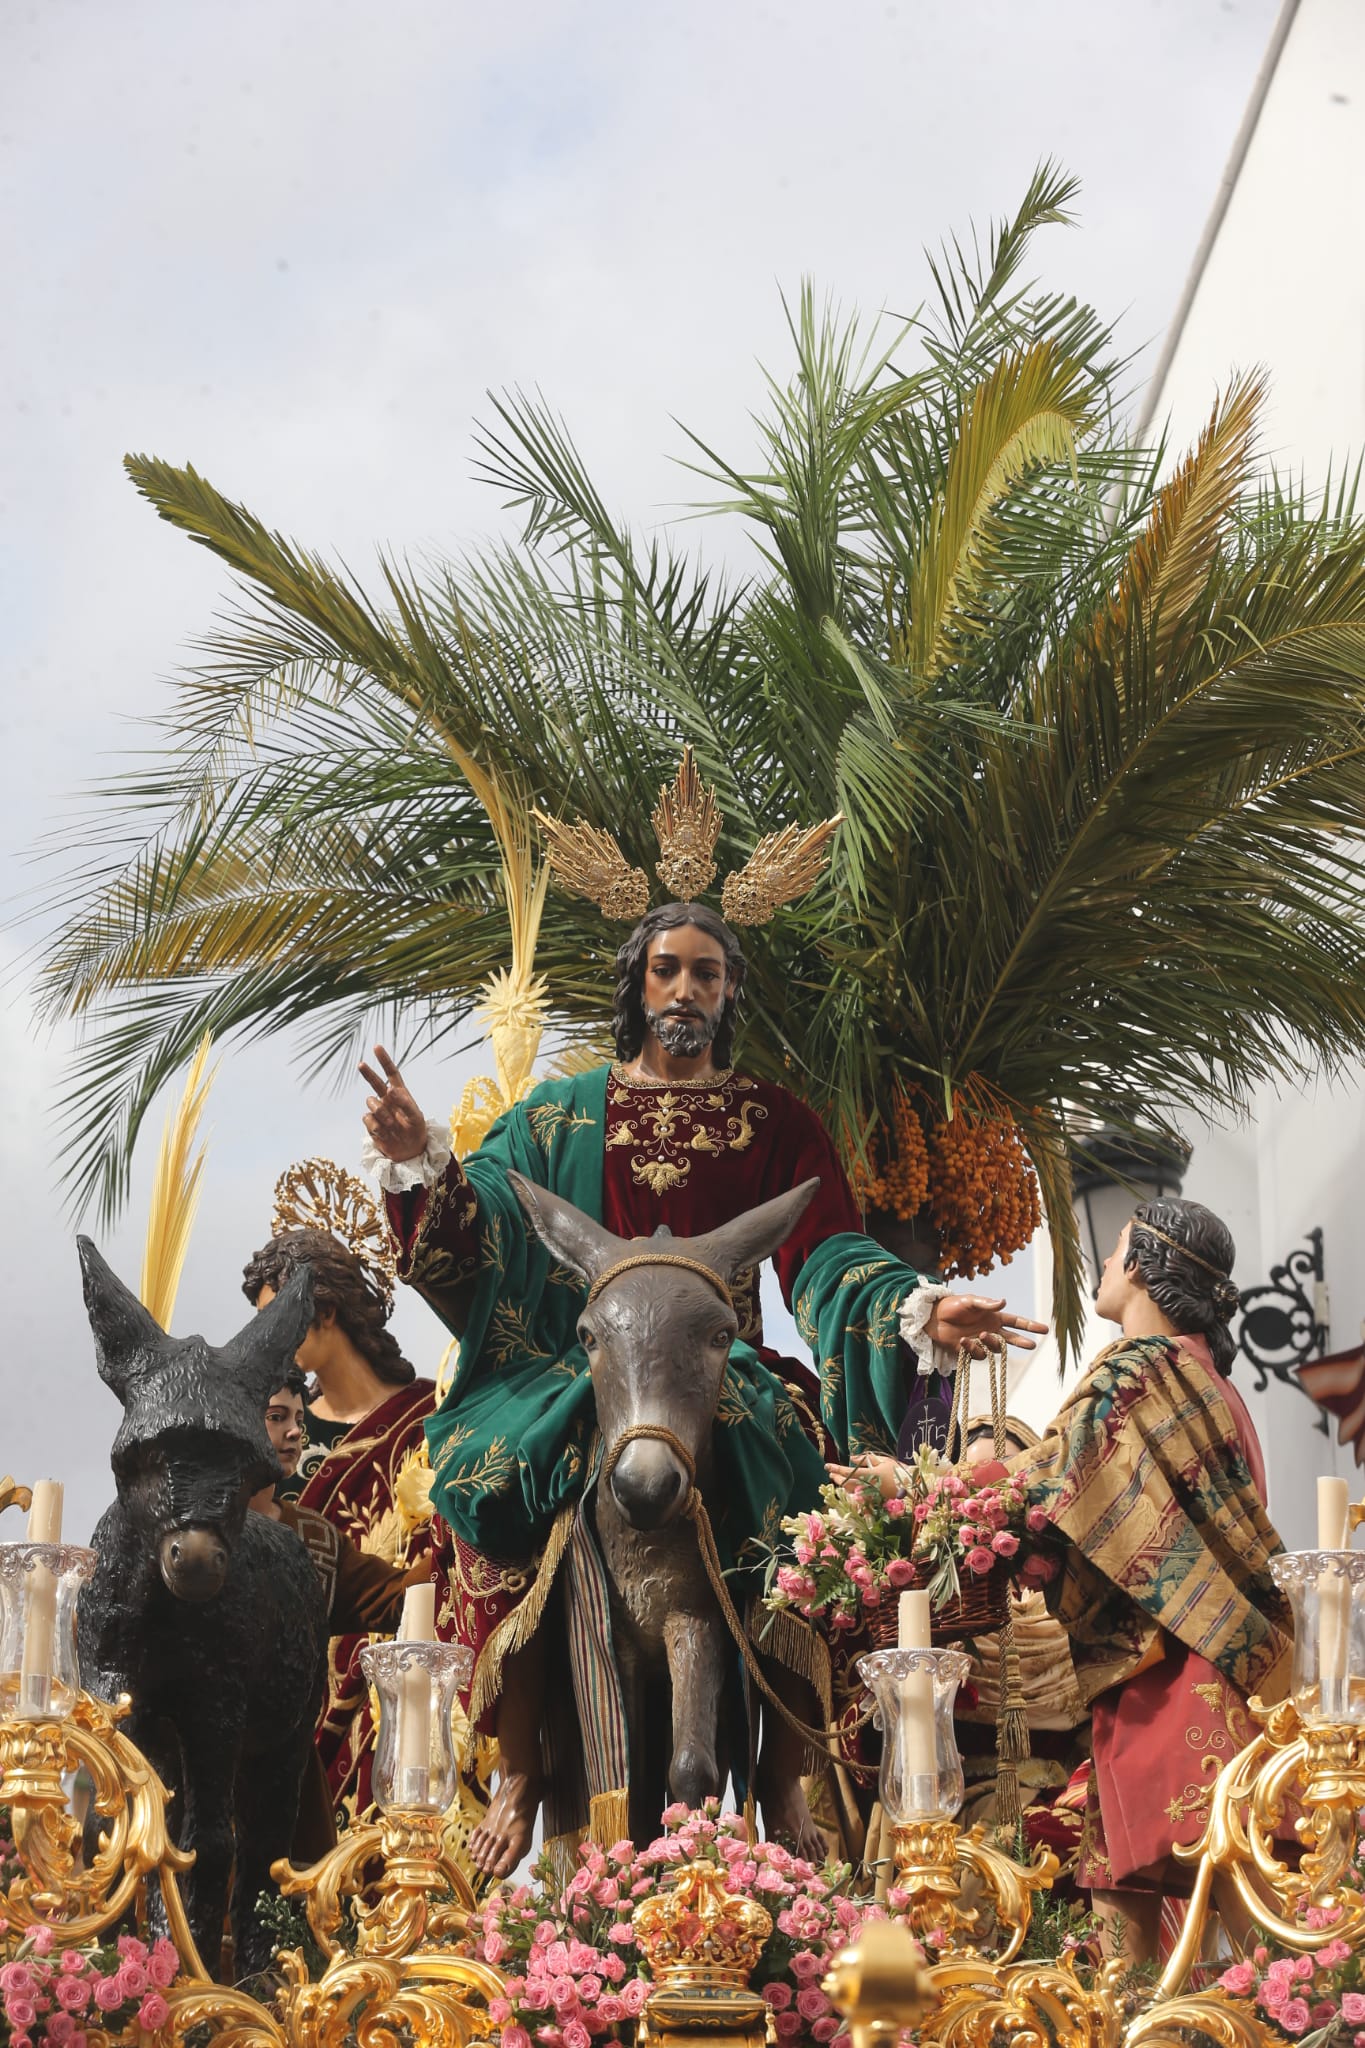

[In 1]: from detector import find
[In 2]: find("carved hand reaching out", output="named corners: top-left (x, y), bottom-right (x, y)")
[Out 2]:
top-left (359, 1045), bottom-right (429, 1164)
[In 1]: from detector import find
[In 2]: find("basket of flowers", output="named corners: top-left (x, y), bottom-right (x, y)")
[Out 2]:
top-left (764, 1447), bottom-right (1041, 1645)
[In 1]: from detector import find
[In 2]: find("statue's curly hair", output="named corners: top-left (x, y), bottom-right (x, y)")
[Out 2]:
top-left (1126, 1196), bottom-right (1240, 1376)
top-left (611, 901), bottom-right (747, 1066)
top-left (241, 1228), bottom-right (415, 1388)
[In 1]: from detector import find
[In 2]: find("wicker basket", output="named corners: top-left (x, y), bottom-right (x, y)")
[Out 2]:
top-left (869, 1562), bottom-right (1006, 1645)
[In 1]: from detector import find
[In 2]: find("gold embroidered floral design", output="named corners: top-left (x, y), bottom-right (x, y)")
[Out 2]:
top-left (633, 1156), bottom-right (693, 1195)
top-left (609, 1074), bottom-right (768, 1202)
top-left (526, 1101), bottom-right (596, 1156)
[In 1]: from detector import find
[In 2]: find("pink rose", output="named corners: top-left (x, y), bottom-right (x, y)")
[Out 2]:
top-left (886, 1498), bottom-right (905, 1518)
top-left (608, 1922), bottom-right (635, 1944)
top-left (6, 2001), bottom-right (37, 2029)
top-left (116, 1937), bottom-right (148, 1962)
top-left (549, 1976), bottom-right (576, 2009)
top-left (764, 1983), bottom-right (793, 2010)
top-left (1025, 1506), bottom-right (1049, 1533)
top-left (118, 1962), bottom-right (149, 1998)
top-left (599, 1955), bottom-right (625, 1985)
top-left (620, 1980), bottom-right (648, 2017)
top-left (138, 1993), bottom-right (170, 2030)
top-left (790, 1951), bottom-right (824, 1984)
top-left (533, 1925), bottom-right (556, 1948)
top-left (94, 1978), bottom-right (126, 2013)
top-left (577, 1975), bottom-right (602, 2004)
top-left (563, 2021), bottom-right (591, 2048)
top-left (485, 1931), bottom-right (507, 1967)
top-left (990, 1531), bottom-right (1019, 1559)
top-left (1342, 1995), bottom-right (1365, 2024)
top-left (55, 1979), bottom-right (90, 2012)
top-left (966, 1546), bottom-right (995, 1575)
top-left (886, 1558), bottom-right (915, 1587)
top-left (489, 1998), bottom-right (514, 2025)
top-left (1018, 1554), bottom-right (1058, 1587)
top-left (957, 1525), bottom-right (977, 1548)
top-left (1279, 1998), bottom-right (1311, 2035)
top-left (504, 2028), bottom-right (533, 2048)
top-left (813, 2020), bottom-right (839, 2042)
top-left (797, 1986), bottom-right (829, 2019)
top-left (1316, 1941), bottom-right (1352, 1968)
top-left (31, 1927), bottom-right (55, 1958)
top-left (147, 1951), bottom-right (177, 1989)
top-left (57, 1955), bottom-right (88, 1977)
top-left (1220, 1963), bottom-right (1256, 1996)
top-left (597, 1997), bottom-right (625, 2024)
top-left (1294, 1958), bottom-right (1315, 1982)
top-left (775, 2011), bottom-right (804, 2038)
top-left (47, 2015), bottom-right (76, 2047)
top-left (912, 1502), bottom-right (931, 1523)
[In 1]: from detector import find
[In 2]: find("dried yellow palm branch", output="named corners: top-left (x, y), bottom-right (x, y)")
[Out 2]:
top-left (139, 1032), bottom-right (216, 1330)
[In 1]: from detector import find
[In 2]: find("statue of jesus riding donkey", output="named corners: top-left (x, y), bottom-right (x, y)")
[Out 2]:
top-left (359, 754), bottom-right (1042, 1877)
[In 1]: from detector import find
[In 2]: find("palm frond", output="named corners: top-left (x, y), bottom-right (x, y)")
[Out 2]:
top-left (139, 1031), bottom-right (216, 1329)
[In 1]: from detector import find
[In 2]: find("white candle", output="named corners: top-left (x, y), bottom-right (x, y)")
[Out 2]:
top-left (20, 1481), bottom-right (63, 1716)
top-left (1318, 1477), bottom-right (1351, 1714)
top-left (396, 1582), bottom-right (435, 1804)
top-left (895, 1589), bottom-right (936, 1809)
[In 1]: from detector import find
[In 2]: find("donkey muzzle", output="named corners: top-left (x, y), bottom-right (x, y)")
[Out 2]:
top-left (609, 1440), bottom-right (689, 1530)
top-left (158, 1526), bottom-right (229, 1603)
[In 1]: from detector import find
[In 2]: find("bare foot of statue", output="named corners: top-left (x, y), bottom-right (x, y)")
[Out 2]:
top-left (759, 1776), bottom-right (829, 1868)
top-left (467, 1770), bottom-right (543, 1880)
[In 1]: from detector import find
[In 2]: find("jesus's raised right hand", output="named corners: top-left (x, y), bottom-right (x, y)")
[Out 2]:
top-left (359, 1044), bottom-right (429, 1164)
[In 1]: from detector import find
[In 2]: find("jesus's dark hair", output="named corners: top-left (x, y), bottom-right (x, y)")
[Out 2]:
top-left (241, 1228), bottom-right (415, 1387)
top-left (611, 901), bottom-right (747, 1066)
top-left (1126, 1196), bottom-right (1240, 1376)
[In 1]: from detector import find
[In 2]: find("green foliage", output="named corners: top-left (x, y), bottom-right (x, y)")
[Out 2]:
top-left (34, 164), bottom-right (1365, 1358)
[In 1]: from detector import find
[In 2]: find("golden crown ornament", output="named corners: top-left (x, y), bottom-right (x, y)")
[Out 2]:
top-left (271, 1157), bottom-right (398, 1305)
top-left (538, 747), bottom-right (841, 926)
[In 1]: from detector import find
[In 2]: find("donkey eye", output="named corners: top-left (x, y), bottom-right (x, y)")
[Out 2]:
top-left (578, 1326), bottom-right (597, 1353)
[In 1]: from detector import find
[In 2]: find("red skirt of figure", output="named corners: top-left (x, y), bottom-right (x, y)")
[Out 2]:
top-left (1076, 1638), bottom-right (1255, 1891)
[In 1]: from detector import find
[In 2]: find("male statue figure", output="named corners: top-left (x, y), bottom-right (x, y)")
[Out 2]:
top-left (361, 899), bottom-right (1042, 1873)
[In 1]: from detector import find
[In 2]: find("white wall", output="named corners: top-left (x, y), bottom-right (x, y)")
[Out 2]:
top-left (1142, 0), bottom-right (1365, 1547)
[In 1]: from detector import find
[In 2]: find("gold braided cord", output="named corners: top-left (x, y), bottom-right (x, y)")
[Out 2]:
top-left (720, 815), bottom-right (843, 926)
top-left (652, 746), bottom-right (721, 898)
top-left (599, 1420), bottom-right (699, 1489)
top-left (536, 812), bottom-right (650, 920)
top-left (586, 1252), bottom-right (735, 1313)
top-left (1132, 1218), bottom-right (1230, 1280)
top-left (272, 1157), bottom-right (397, 1303)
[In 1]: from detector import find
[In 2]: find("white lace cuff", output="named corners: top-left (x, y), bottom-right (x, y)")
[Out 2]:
top-left (361, 1118), bottom-right (453, 1193)
top-left (898, 1282), bottom-right (951, 1376)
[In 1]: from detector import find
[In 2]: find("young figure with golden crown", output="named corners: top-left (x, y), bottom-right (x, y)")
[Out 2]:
top-left (358, 755), bottom-right (1044, 1877)
top-left (240, 1160), bottom-right (437, 1831)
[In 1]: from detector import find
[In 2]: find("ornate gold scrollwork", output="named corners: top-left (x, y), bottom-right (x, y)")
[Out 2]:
top-left (889, 1817), bottom-right (1058, 1960)
top-left (273, 1807), bottom-right (477, 1961)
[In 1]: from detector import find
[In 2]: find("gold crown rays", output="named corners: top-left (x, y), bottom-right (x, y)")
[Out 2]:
top-left (272, 1158), bottom-right (398, 1305)
top-left (537, 748), bottom-right (842, 927)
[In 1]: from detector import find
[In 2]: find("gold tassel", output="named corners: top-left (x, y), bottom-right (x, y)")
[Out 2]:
top-left (993, 1595), bottom-right (1030, 1827)
top-left (743, 1791), bottom-right (758, 1846)
top-left (469, 1504), bottom-right (575, 1727)
top-left (589, 1790), bottom-right (631, 1849)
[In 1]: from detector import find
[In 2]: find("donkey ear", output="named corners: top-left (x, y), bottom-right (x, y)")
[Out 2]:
top-left (220, 1265), bottom-right (316, 1409)
top-left (78, 1237), bottom-right (167, 1403)
top-left (507, 1170), bottom-right (622, 1284)
top-left (685, 1178), bottom-right (821, 1283)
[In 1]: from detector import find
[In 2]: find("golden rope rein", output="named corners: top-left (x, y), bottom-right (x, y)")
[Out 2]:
top-left (586, 1253), bottom-right (735, 1313)
top-left (599, 1422), bottom-right (699, 1490)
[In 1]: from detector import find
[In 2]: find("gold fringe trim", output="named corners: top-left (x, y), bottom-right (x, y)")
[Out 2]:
top-left (743, 1791), bottom-right (757, 1845)
top-left (469, 1504), bottom-right (576, 1727)
top-left (993, 1598), bottom-right (1031, 1828)
top-left (589, 1789), bottom-right (631, 1850)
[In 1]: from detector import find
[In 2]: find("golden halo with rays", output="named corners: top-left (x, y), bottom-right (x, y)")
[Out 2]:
top-left (271, 1157), bottom-right (397, 1306)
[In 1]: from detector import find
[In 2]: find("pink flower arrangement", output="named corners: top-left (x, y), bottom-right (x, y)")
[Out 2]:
top-left (765, 1447), bottom-right (1049, 1629)
top-left (467, 1801), bottom-right (887, 2048)
top-left (1215, 1909), bottom-right (1365, 2043)
top-left (0, 1930), bottom-right (179, 2045)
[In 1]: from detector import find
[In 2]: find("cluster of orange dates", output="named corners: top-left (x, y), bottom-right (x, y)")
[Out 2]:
top-left (849, 1083), bottom-right (1042, 1279)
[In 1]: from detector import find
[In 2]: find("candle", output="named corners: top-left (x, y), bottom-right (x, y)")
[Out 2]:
top-left (20, 1481), bottom-right (63, 1716)
top-left (1319, 1477), bottom-right (1351, 1715)
top-left (895, 1589), bottom-right (937, 1812)
top-left (396, 1582), bottom-right (436, 1804)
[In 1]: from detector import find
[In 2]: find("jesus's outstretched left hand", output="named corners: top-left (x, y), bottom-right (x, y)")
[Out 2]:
top-left (924, 1295), bottom-right (1047, 1360)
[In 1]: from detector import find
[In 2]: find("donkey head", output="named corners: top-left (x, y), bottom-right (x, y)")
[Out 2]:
top-left (507, 1173), bottom-right (819, 1531)
top-left (78, 1238), bottom-right (315, 1603)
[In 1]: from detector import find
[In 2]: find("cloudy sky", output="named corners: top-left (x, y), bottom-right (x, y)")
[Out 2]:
top-left (1, 0), bottom-right (1281, 1540)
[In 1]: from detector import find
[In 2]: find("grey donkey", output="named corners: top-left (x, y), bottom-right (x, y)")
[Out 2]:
top-left (508, 1170), bottom-right (823, 1853)
top-left (75, 1239), bottom-right (327, 1982)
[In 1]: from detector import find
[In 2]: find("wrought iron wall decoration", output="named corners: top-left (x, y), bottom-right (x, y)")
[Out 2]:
top-left (1235, 1228), bottom-right (1328, 1404)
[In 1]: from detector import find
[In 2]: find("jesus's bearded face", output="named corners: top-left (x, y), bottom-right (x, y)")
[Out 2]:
top-left (641, 922), bottom-right (736, 1059)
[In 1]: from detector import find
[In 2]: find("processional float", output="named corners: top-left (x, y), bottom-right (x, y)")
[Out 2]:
top-left (1, 1466), bottom-right (1363, 2048)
